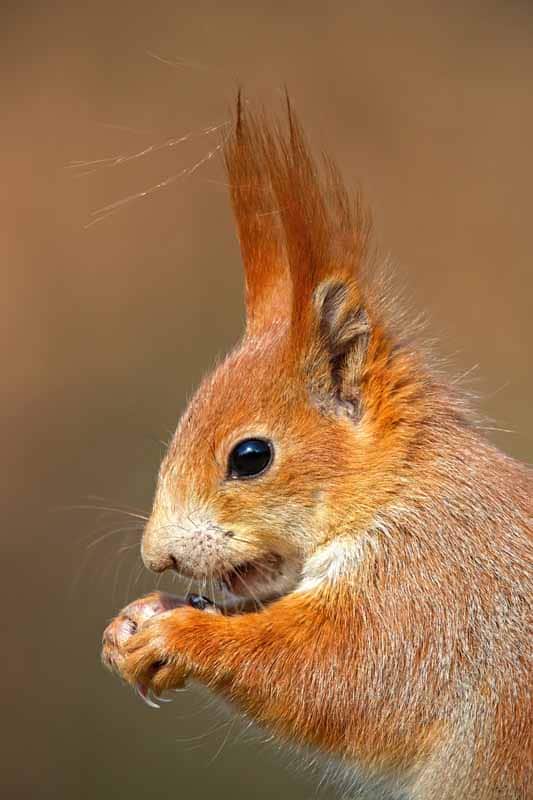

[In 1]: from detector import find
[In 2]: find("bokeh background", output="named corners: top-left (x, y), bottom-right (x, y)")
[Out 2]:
top-left (3, 1), bottom-right (532, 798)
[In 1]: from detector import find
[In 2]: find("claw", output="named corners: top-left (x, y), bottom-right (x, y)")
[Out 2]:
top-left (135, 684), bottom-right (160, 709)
top-left (152, 692), bottom-right (173, 703)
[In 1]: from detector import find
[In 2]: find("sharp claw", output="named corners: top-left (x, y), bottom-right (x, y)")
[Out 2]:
top-left (135, 684), bottom-right (160, 709)
top-left (152, 692), bottom-right (173, 703)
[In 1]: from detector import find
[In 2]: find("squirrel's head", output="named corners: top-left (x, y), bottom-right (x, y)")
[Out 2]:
top-left (142, 100), bottom-right (444, 601)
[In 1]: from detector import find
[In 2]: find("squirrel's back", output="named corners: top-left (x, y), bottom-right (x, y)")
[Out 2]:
top-left (289, 382), bottom-right (531, 797)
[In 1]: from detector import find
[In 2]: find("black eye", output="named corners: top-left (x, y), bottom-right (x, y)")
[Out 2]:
top-left (228, 438), bottom-right (273, 479)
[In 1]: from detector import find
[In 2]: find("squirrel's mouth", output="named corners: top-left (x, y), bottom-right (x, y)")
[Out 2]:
top-left (218, 552), bottom-right (284, 598)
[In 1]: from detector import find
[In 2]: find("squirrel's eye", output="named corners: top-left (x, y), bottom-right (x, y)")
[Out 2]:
top-left (228, 438), bottom-right (273, 479)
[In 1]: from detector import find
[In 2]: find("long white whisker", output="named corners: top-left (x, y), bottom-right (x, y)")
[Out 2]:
top-left (85, 495), bottom-right (151, 515)
top-left (57, 503), bottom-right (149, 522)
top-left (86, 525), bottom-right (143, 549)
top-left (209, 715), bottom-right (238, 764)
top-left (229, 566), bottom-right (266, 612)
top-left (133, 559), bottom-right (146, 590)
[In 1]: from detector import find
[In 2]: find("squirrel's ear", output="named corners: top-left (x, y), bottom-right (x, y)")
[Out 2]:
top-left (224, 95), bottom-right (291, 335)
top-left (310, 277), bottom-right (371, 413)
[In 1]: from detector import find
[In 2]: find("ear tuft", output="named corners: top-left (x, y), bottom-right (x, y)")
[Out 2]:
top-left (224, 95), bottom-right (371, 340)
top-left (224, 96), bottom-right (291, 334)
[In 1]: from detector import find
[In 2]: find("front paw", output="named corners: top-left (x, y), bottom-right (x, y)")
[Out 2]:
top-left (101, 592), bottom-right (185, 679)
top-left (119, 610), bottom-right (194, 696)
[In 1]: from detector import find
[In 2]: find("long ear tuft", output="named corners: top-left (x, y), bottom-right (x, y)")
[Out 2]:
top-left (272, 106), bottom-right (370, 336)
top-left (224, 94), bottom-right (373, 409)
top-left (224, 92), bottom-right (291, 335)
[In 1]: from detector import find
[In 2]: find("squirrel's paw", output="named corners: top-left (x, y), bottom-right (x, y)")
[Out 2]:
top-left (122, 610), bottom-right (194, 695)
top-left (102, 592), bottom-right (191, 699)
top-left (102, 596), bottom-right (201, 700)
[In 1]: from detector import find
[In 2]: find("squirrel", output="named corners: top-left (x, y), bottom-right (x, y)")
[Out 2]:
top-left (102, 98), bottom-right (532, 800)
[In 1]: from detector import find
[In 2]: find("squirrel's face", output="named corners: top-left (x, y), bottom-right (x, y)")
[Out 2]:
top-left (141, 336), bottom-right (363, 601)
top-left (141, 107), bottom-right (421, 601)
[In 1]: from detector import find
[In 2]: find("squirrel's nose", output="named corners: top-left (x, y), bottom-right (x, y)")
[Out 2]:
top-left (142, 547), bottom-right (180, 574)
top-left (141, 520), bottom-right (182, 573)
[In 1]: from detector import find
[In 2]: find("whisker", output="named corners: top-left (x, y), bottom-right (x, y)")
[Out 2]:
top-left (208, 572), bottom-right (220, 607)
top-left (133, 559), bottom-right (146, 590)
top-left (124, 553), bottom-right (144, 600)
top-left (232, 717), bottom-right (257, 747)
top-left (86, 525), bottom-right (143, 550)
top-left (229, 566), bottom-right (266, 612)
top-left (174, 719), bottom-right (234, 745)
top-left (57, 503), bottom-right (149, 522)
top-left (117, 542), bottom-right (141, 556)
top-left (111, 548), bottom-right (128, 608)
top-left (85, 495), bottom-right (151, 516)
top-left (227, 534), bottom-right (257, 547)
top-left (209, 715), bottom-right (238, 764)
top-left (184, 574), bottom-right (195, 600)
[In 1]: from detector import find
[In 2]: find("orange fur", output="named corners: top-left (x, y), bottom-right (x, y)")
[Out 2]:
top-left (102, 100), bottom-right (532, 800)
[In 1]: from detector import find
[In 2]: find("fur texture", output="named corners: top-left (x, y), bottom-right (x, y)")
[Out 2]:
top-left (102, 100), bottom-right (532, 800)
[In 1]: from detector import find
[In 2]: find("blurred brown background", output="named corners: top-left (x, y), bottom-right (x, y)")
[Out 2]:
top-left (3, 1), bottom-right (532, 798)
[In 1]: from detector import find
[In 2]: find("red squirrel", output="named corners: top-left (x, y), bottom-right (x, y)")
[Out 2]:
top-left (102, 99), bottom-right (532, 799)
